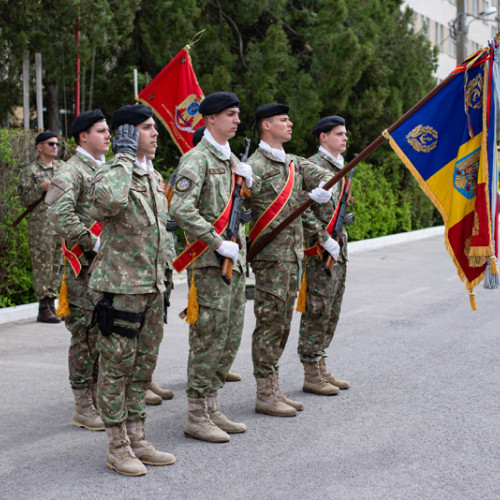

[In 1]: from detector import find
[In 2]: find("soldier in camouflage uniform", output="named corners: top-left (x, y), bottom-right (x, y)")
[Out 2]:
top-left (88, 104), bottom-right (175, 476)
top-left (19, 131), bottom-right (63, 323)
top-left (46, 110), bottom-right (110, 432)
top-left (246, 103), bottom-right (334, 417)
top-left (170, 92), bottom-right (256, 443)
top-left (298, 116), bottom-right (351, 394)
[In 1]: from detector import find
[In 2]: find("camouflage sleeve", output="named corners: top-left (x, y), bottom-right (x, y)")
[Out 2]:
top-left (46, 166), bottom-right (96, 251)
top-left (19, 163), bottom-right (44, 207)
top-left (170, 153), bottom-right (224, 251)
top-left (90, 153), bottom-right (135, 220)
top-left (298, 157), bottom-right (333, 243)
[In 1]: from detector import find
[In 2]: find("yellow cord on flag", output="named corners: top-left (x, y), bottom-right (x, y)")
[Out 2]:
top-left (186, 29), bottom-right (206, 51)
top-left (489, 256), bottom-right (498, 275)
top-left (468, 290), bottom-right (477, 311)
top-left (56, 259), bottom-right (70, 318)
top-left (296, 257), bottom-right (307, 313)
top-left (185, 256), bottom-right (199, 324)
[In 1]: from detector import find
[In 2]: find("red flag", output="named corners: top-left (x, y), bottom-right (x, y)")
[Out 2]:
top-left (137, 47), bottom-right (205, 153)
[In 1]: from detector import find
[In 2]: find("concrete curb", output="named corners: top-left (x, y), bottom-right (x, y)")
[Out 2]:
top-left (0, 225), bottom-right (444, 326)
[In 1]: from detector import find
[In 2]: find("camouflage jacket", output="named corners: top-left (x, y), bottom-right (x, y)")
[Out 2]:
top-left (19, 158), bottom-right (63, 234)
top-left (46, 152), bottom-right (100, 266)
top-left (305, 150), bottom-right (348, 262)
top-left (88, 153), bottom-right (171, 294)
top-left (246, 147), bottom-right (332, 263)
top-left (170, 138), bottom-right (260, 271)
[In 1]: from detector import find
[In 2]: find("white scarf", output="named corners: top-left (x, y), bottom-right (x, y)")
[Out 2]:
top-left (134, 157), bottom-right (154, 173)
top-left (204, 129), bottom-right (231, 160)
top-left (259, 140), bottom-right (286, 163)
top-left (319, 146), bottom-right (344, 168)
top-left (76, 145), bottom-right (105, 165)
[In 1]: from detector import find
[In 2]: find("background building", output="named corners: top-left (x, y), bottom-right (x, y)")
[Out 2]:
top-left (404, 0), bottom-right (499, 80)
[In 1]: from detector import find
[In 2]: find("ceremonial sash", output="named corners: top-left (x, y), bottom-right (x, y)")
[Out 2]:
top-left (62, 221), bottom-right (102, 277)
top-left (248, 162), bottom-right (295, 248)
top-left (172, 177), bottom-right (235, 273)
top-left (304, 177), bottom-right (346, 257)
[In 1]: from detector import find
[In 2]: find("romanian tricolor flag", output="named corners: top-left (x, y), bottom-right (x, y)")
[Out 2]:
top-left (384, 39), bottom-right (500, 309)
top-left (137, 46), bottom-right (205, 153)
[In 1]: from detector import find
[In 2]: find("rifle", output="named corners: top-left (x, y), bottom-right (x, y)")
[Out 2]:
top-left (13, 191), bottom-right (46, 227)
top-left (164, 156), bottom-right (181, 207)
top-left (220, 137), bottom-right (252, 285)
top-left (324, 168), bottom-right (355, 276)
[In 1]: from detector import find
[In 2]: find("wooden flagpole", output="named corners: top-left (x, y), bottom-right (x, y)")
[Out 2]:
top-left (247, 71), bottom-right (460, 260)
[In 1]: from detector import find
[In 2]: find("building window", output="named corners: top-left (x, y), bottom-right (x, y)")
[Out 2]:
top-left (449, 35), bottom-right (457, 57)
top-left (471, 0), bottom-right (478, 16)
top-left (435, 22), bottom-right (443, 47)
top-left (422, 15), bottom-right (430, 37)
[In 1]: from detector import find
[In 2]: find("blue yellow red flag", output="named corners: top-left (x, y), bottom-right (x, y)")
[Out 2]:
top-left (384, 39), bottom-right (500, 309)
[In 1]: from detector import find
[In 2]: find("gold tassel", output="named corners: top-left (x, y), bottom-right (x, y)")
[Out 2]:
top-left (489, 256), bottom-right (498, 275)
top-left (185, 259), bottom-right (199, 324)
top-left (56, 265), bottom-right (70, 318)
top-left (468, 290), bottom-right (477, 311)
top-left (296, 261), bottom-right (307, 313)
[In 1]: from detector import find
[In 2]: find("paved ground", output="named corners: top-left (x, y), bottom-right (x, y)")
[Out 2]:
top-left (0, 234), bottom-right (498, 499)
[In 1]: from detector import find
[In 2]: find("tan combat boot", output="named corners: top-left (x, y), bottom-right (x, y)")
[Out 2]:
top-left (150, 382), bottom-right (174, 400)
top-left (145, 388), bottom-right (162, 405)
top-left (106, 423), bottom-right (147, 476)
top-left (302, 361), bottom-right (339, 395)
top-left (72, 388), bottom-right (105, 431)
top-left (319, 357), bottom-right (350, 389)
top-left (37, 297), bottom-right (61, 323)
top-left (207, 392), bottom-right (246, 433)
top-left (184, 397), bottom-right (230, 443)
top-left (272, 372), bottom-right (304, 411)
top-left (225, 371), bottom-right (242, 382)
top-left (255, 377), bottom-right (297, 417)
top-left (126, 419), bottom-right (175, 466)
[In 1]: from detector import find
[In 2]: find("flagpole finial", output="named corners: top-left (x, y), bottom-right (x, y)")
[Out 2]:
top-left (186, 29), bottom-right (206, 51)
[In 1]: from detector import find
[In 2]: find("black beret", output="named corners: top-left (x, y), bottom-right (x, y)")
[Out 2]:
top-left (111, 104), bottom-right (154, 130)
top-left (192, 125), bottom-right (206, 147)
top-left (70, 109), bottom-right (106, 138)
top-left (199, 92), bottom-right (239, 115)
top-left (254, 103), bottom-right (289, 120)
top-left (35, 131), bottom-right (57, 145)
top-left (312, 115), bottom-right (345, 136)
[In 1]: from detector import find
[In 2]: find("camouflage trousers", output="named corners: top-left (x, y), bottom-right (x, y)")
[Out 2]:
top-left (95, 292), bottom-right (164, 427)
top-left (28, 231), bottom-right (62, 300)
top-left (65, 305), bottom-right (99, 389)
top-left (251, 260), bottom-right (298, 378)
top-left (63, 265), bottom-right (99, 389)
top-left (186, 266), bottom-right (245, 398)
top-left (298, 255), bottom-right (347, 362)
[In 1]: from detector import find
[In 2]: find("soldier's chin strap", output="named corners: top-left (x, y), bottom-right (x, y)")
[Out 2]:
top-left (92, 293), bottom-right (145, 339)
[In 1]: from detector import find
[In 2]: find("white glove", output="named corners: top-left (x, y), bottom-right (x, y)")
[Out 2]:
top-left (308, 181), bottom-right (332, 204)
top-left (216, 240), bottom-right (240, 264)
top-left (320, 236), bottom-right (340, 260)
top-left (92, 237), bottom-right (101, 253)
top-left (235, 162), bottom-right (253, 188)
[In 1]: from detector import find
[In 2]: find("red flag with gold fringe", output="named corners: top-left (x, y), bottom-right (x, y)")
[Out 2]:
top-left (137, 47), bottom-right (205, 153)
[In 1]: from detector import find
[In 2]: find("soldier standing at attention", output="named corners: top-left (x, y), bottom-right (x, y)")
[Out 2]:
top-left (170, 92), bottom-right (256, 443)
top-left (298, 116), bottom-right (351, 395)
top-left (46, 110), bottom-right (110, 432)
top-left (246, 103), bottom-right (333, 417)
top-left (19, 131), bottom-right (63, 323)
top-left (89, 104), bottom-right (175, 476)
top-left (190, 124), bottom-right (242, 385)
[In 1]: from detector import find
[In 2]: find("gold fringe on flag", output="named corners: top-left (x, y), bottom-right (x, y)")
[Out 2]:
top-left (56, 260), bottom-right (70, 318)
top-left (296, 258), bottom-right (308, 313)
top-left (185, 257), bottom-right (199, 324)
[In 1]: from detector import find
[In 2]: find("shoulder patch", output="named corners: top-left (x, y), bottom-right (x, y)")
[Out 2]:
top-left (175, 176), bottom-right (193, 192)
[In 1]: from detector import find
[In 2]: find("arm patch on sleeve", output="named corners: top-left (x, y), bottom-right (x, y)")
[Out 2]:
top-left (45, 177), bottom-right (70, 204)
top-left (175, 176), bottom-right (193, 192)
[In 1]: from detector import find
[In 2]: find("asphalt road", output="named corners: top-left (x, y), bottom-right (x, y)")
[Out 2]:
top-left (0, 234), bottom-right (498, 500)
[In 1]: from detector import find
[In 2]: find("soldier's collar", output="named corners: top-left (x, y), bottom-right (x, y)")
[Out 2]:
top-left (259, 140), bottom-right (286, 163)
top-left (319, 147), bottom-right (344, 168)
top-left (204, 129), bottom-right (231, 160)
top-left (76, 146), bottom-right (105, 166)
